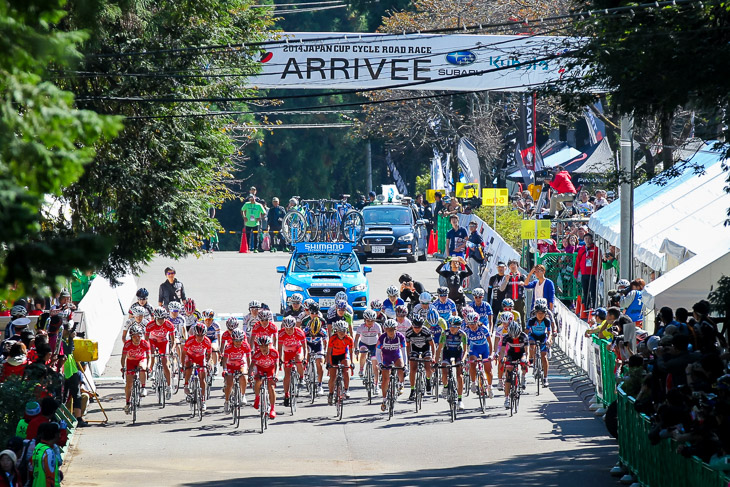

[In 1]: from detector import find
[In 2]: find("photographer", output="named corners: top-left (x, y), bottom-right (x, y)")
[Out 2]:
top-left (436, 257), bottom-right (472, 308)
top-left (398, 273), bottom-right (424, 310)
top-left (547, 165), bottom-right (577, 218)
top-left (619, 279), bottom-right (645, 328)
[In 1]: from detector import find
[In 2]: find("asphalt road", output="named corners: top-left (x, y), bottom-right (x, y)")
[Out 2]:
top-left (65, 252), bottom-right (618, 487)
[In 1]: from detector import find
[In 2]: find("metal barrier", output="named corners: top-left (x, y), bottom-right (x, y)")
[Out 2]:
top-left (617, 387), bottom-right (730, 487)
top-left (536, 252), bottom-right (580, 301)
top-left (593, 337), bottom-right (617, 407)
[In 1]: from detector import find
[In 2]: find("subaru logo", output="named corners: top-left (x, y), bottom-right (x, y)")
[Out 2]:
top-left (445, 51), bottom-right (476, 66)
top-left (376, 238), bottom-right (382, 242)
top-left (323, 289), bottom-right (330, 294)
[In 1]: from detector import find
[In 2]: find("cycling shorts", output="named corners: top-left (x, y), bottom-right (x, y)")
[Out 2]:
top-left (330, 353), bottom-right (348, 366)
top-left (468, 345), bottom-right (490, 360)
top-left (125, 359), bottom-right (144, 375)
top-left (225, 364), bottom-right (247, 375)
top-left (283, 349), bottom-right (303, 368)
top-left (149, 340), bottom-right (169, 355)
top-left (307, 341), bottom-right (323, 354)
top-left (441, 349), bottom-right (462, 365)
top-left (409, 349), bottom-right (432, 361)
top-left (505, 351), bottom-right (526, 364)
top-left (359, 343), bottom-right (376, 356)
top-left (185, 355), bottom-right (206, 367)
top-left (255, 368), bottom-right (276, 379)
top-left (529, 334), bottom-right (549, 352)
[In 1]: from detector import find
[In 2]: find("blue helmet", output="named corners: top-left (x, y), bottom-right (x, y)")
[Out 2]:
top-left (426, 309), bottom-right (440, 326)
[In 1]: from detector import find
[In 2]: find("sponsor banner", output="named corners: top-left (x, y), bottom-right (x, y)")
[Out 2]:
top-left (431, 147), bottom-right (445, 191)
top-left (519, 92), bottom-right (538, 171)
top-left (457, 137), bottom-right (480, 184)
top-left (295, 242), bottom-right (353, 253)
top-left (387, 152), bottom-right (408, 195)
top-left (250, 33), bottom-right (573, 92)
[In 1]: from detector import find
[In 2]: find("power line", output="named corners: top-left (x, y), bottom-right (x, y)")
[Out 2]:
top-left (273, 4), bottom-right (347, 13)
top-left (253, 0), bottom-right (344, 7)
top-left (227, 123), bottom-right (353, 129)
top-left (84, 0), bottom-right (704, 60)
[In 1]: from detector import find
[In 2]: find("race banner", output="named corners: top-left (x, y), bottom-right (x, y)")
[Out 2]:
top-left (519, 92), bottom-right (538, 171)
top-left (431, 147), bottom-right (445, 190)
top-left (250, 33), bottom-right (574, 92)
top-left (457, 137), bottom-right (480, 185)
top-left (387, 151), bottom-right (408, 195)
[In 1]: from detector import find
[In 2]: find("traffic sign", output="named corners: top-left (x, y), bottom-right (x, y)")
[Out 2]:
top-left (520, 220), bottom-right (551, 240)
top-left (482, 188), bottom-right (508, 206)
top-left (456, 182), bottom-right (480, 198)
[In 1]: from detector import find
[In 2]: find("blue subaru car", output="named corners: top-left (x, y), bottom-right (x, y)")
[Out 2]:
top-left (277, 242), bottom-right (371, 316)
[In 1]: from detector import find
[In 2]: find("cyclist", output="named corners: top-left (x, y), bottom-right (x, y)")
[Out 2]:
top-left (284, 293), bottom-right (305, 321)
top-left (326, 291), bottom-right (354, 322)
top-left (471, 288), bottom-right (494, 332)
top-left (121, 324), bottom-right (150, 413)
top-left (326, 320), bottom-right (355, 405)
top-left (406, 315), bottom-right (435, 399)
top-left (183, 298), bottom-right (200, 329)
top-left (432, 287), bottom-right (457, 321)
top-left (201, 309), bottom-right (221, 374)
top-left (145, 306), bottom-right (175, 400)
top-left (249, 309), bottom-right (278, 351)
top-left (376, 319), bottom-right (407, 411)
top-left (300, 299), bottom-right (316, 324)
top-left (494, 311), bottom-right (514, 391)
top-left (501, 298), bottom-right (522, 328)
top-left (301, 302), bottom-right (325, 332)
top-left (526, 302), bottom-right (552, 387)
top-left (435, 316), bottom-right (468, 410)
top-left (464, 311), bottom-right (494, 399)
top-left (167, 301), bottom-right (187, 359)
top-left (426, 309), bottom-right (448, 345)
top-left (382, 286), bottom-right (405, 319)
top-left (394, 305), bottom-right (412, 336)
top-left (530, 297), bottom-right (558, 336)
top-left (304, 316), bottom-right (328, 396)
top-left (242, 300), bottom-right (262, 335)
top-left (122, 304), bottom-right (146, 343)
top-left (222, 329), bottom-right (250, 412)
top-left (411, 292), bottom-right (433, 323)
top-left (499, 321), bottom-right (529, 409)
top-left (182, 323), bottom-right (212, 411)
top-left (278, 316), bottom-right (307, 407)
top-left (252, 335), bottom-right (279, 419)
top-left (129, 288), bottom-right (154, 320)
top-left (326, 300), bottom-right (353, 337)
top-left (220, 317), bottom-right (241, 358)
top-left (354, 309), bottom-right (382, 382)
top-left (370, 299), bottom-right (387, 325)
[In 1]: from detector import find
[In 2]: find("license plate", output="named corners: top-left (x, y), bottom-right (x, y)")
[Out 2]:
top-left (372, 246), bottom-right (386, 254)
top-left (319, 298), bottom-right (335, 308)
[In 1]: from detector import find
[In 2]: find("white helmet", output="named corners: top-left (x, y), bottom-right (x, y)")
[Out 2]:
top-left (472, 288), bottom-right (485, 298)
top-left (508, 322), bottom-right (522, 338)
top-left (363, 309), bottom-right (377, 321)
top-left (386, 285), bottom-right (399, 297)
top-left (466, 311), bottom-right (480, 325)
top-left (282, 316), bottom-right (296, 328)
top-left (201, 309), bottom-right (215, 319)
top-left (333, 320), bottom-right (348, 332)
top-left (617, 279), bottom-right (630, 290)
top-left (497, 312), bottom-right (514, 325)
top-left (290, 293), bottom-right (304, 304)
top-left (153, 306), bottom-right (168, 320)
top-left (419, 292), bottom-right (432, 304)
top-left (168, 301), bottom-right (183, 312)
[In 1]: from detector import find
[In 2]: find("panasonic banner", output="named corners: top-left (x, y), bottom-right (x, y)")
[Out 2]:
top-left (249, 33), bottom-right (574, 92)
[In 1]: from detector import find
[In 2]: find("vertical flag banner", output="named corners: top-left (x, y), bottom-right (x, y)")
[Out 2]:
top-left (443, 153), bottom-right (453, 194)
top-left (584, 100), bottom-right (606, 144)
top-left (514, 141), bottom-right (534, 185)
top-left (519, 92), bottom-right (538, 171)
top-left (431, 147), bottom-right (445, 190)
top-left (387, 151), bottom-right (408, 195)
top-left (457, 137), bottom-right (481, 185)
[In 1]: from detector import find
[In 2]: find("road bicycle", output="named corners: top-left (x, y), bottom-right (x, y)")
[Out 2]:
top-left (381, 364), bottom-right (405, 421)
top-left (328, 363), bottom-right (351, 421)
top-left (123, 367), bottom-right (143, 424)
top-left (230, 371), bottom-right (244, 429)
top-left (288, 359), bottom-right (301, 415)
top-left (439, 360), bottom-right (461, 422)
top-left (469, 355), bottom-right (492, 414)
top-left (187, 364), bottom-right (204, 421)
top-left (532, 343), bottom-right (544, 396)
top-left (305, 353), bottom-right (318, 404)
top-left (412, 355), bottom-right (430, 413)
top-left (462, 363), bottom-right (471, 398)
top-left (282, 198), bottom-right (364, 244)
top-left (169, 348), bottom-right (182, 395)
top-left (258, 374), bottom-right (273, 434)
top-left (152, 351), bottom-right (167, 408)
top-left (432, 358), bottom-right (440, 402)
top-left (205, 364), bottom-right (214, 400)
top-left (362, 351), bottom-right (376, 405)
top-left (506, 360), bottom-right (523, 417)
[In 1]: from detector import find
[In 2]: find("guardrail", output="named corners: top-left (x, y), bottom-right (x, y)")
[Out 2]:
top-left (593, 337), bottom-right (617, 407)
top-left (617, 387), bottom-right (730, 487)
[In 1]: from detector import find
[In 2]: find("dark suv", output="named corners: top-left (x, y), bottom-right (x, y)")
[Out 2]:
top-left (355, 203), bottom-right (428, 263)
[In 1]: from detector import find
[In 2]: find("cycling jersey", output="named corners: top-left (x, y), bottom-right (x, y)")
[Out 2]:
top-left (376, 332), bottom-right (406, 365)
top-left (123, 317), bottom-right (145, 332)
top-left (326, 311), bottom-right (353, 327)
top-left (221, 330), bottom-right (234, 349)
top-left (382, 298), bottom-right (405, 319)
top-left (205, 322), bottom-right (220, 343)
top-left (223, 341), bottom-right (250, 370)
top-left (432, 299), bottom-right (457, 320)
top-left (471, 302), bottom-right (493, 326)
top-left (465, 325), bottom-right (491, 357)
top-left (146, 319), bottom-right (175, 343)
top-left (328, 334), bottom-right (354, 356)
top-left (411, 304), bottom-right (431, 322)
top-left (284, 305), bottom-right (304, 319)
top-left (128, 303), bottom-right (154, 321)
top-left (123, 339), bottom-right (151, 361)
top-left (304, 325), bottom-right (327, 356)
top-left (501, 333), bottom-right (529, 356)
top-left (405, 327), bottom-right (433, 352)
top-left (526, 317), bottom-right (552, 337)
top-left (250, 322), bottom-right (278, 344)
top-left (439, 329), bottom-right (467, 352)
top-left (429, 317), bottom-right (448, 343)
top-left (326, 304), bottom-right (354, 321)
top-left (183, 336), bottom-right (212, 364)
top-left (278, 327), bottom-right (306, 352)
top-left (241, 313), bottom-right (259, 333)
top-left (252, 349), bottom-right (279, 376)
top-left (301, 313), bottom-right (325, 331)
top-left (356, 323), bottom-right (382, 346)
top-left (395, 317), bottom-right (411, 336)
top-left (169, 316), bottom-right (186, 338)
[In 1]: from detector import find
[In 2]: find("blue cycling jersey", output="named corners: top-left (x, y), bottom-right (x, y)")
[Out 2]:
top-left (382, 298), bottom-right (405, 318)
top-left (431, 300), bottom-right (457, 321)
top-left (526, 317), bottom-right (551, 336)
top-left (206, 323), bottom-right (220, 342)
top-left (465, 325), bottom-right (491, 352)
top-left (472, 302), bottom-right (493, 326)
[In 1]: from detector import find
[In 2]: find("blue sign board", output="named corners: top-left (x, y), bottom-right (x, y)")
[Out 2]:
top-left (295, 242), bottom-right (353, 254)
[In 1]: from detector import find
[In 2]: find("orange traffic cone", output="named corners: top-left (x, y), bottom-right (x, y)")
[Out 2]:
top-left (583, 307), bottom-right (592, 321)
top-left (239, 229), bottom-right (248, 253)
top-left (574, 295), bottom-right (583, 318)
top-left (427, 230), bottom-right (438, 255)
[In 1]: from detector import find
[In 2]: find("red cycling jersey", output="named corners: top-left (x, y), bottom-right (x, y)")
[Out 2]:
top-left (123, 339), bottom-right (151, 361)
top-left (223, 341), bottom-right (251, 370)
top-left (278, 327), bottom-right (306, 352)
top-left (184, 336), bottom-right (212, 362)
top-left (146, 319), bottom-right (175, 343)
top-left (328, 334), bottom-right (354, 356)
top-left (252, 349), bottom-right (279, 376)
top-left (251, 322), bottom-right (278, 343)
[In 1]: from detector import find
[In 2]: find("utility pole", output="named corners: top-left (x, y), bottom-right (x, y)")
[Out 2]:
top-left (619, 115), bottom-right (634, 281)
top-left (366, 140), bottom-right (372, 193)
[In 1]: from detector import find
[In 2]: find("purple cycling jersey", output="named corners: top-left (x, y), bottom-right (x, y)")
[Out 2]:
top-left (376, 332), bottom-right (406, 365)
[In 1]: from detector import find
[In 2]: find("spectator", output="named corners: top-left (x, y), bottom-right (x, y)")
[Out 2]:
top-left (436, 257), bottom-right (472, 308)
top-left (547, 165), bottom-right (577, 218)
top-left (248, 186), bottom-right (266, 206)
top-left (594, 189), bottom-right (609, 210)
top-left (70, 269), bottom-right (96, 304)
top-left (619, 279), bottom-right (645, 328)
top-left (445, 215), bottom-right (467, 258)
top-left (16, 401), bottom-right (40, 439)
top-left (25, 398), bottom-right (67, 446)
top-left (421, 194), bottom-right (434, 235)
top-left (1, 318), bottom-right (29, 358)
top-left (523, 264), bottom-right (556, 311)
top-left (442, 195), bottom-right (462, 216)
top-left (29, 299), bottom-right (44, 317)
top-left (158, 267), bottom-right (186, 308)
top-left (563, 235), bottom-right (579, 254)
top-left (0, 449), bottom-right (20, 487)
top-left (266, 197), bottom-right (286, 252)
top-left (4, 306), bottom-right (29, 340)
top-left (398, 274), bottom-right (424, 309)
top-left (366, 191), bottom-right (377, 206)
top-left (432, 192), bottom-right (444, 221)
top-left (488, 261), bottom-right (509, 315)
top-left (30, 422), bottom-right (61, 487)
top-left (602, 248), bottom-right (620, 274)
top-left (499, 259), bottom-right (527, 324)
top-left (61, 329), bottom-right (86, 427)
top-left (574, 233), bottom-right (601, 309)
top-left (465, 221), bottom-right (486, 293)
top-left (287, 197), bottom-right (299, 211)
top-left (575, 190), bottom-right (595, 216)
top-left (0, 343), bottom-right (27, 381)
top-left (241, 194), bottom-right (266, 253)
top-left (24, 343), bottom-right (62, 398)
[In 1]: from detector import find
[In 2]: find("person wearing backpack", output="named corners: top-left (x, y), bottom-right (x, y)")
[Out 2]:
top-left (465, 221), bottom-right (486, 295)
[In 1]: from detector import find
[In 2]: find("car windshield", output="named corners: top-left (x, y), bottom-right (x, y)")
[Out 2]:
top-left (363, 206), bottom-right (411, 225)
top-left (293, 253), bottom-right (360, 272)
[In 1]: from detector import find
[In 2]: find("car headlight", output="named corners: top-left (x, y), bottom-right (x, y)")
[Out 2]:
top-left (350, 283), bottom-right (367, 292)
top-left (398, 233), bottom-right (414, 242)
top-left (284, 283), bottom-right (304, 292)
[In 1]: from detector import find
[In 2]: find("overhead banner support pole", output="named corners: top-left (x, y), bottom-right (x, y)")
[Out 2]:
top-left (619, 115), bottom-right (634, 281)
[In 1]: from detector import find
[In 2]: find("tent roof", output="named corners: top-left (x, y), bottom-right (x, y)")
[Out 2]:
top-left (642, 241), bottom-right (730, 312)
top-left (507, 146), bottom-right (581, 180)
top-left (589, 142), bottom-right (730, 271)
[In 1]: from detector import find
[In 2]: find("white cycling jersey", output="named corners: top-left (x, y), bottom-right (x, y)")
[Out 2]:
top-left (356, 323), bottom-right (382, 346)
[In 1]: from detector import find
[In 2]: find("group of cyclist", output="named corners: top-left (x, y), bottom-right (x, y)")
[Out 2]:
top-left (118, 278), bottom-right (556, 420)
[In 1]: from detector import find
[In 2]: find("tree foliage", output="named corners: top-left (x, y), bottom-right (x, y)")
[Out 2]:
top-left (0, 0), bottom-right (122, 297)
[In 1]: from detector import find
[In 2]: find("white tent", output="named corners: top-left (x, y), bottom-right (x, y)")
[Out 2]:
top-left (589, 143), bottom-right (730, 273)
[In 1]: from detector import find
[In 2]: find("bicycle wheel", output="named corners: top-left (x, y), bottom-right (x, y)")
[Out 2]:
top-left (387, 381), bottom-right (396, 421)
top-left (448, 375), bottom-right (457, 422)
top-left (478, 374), bottom-right (486, 414)
top-left (433, 367), bottom-right (440, 402)
top-left (511, 375), bottom-right (519, 416)
top-left (197, 386), bottom-right (203, 421)
top-left (282, 210), bottom-right (308, 244)
top-left (415, 371), bottom-right (423, 413)
top-left (463, 368), bottom-right (471, 397)
top-left (132, 379), bottom-right (140, 424)
top-left (171, 353), bottom-right (181, 395)
top-left (206, 368), bottom-right (213, 400)
top-left (535, 359), bottom-right (541, 396)
top-left (190, 378), bottom-right (197, 418)
top-left (260, 382), bottom-right (268, 433)
top-left (364, 366), bottom-right (373, 405)
top-left (290, 370), bottom-right (298, 415)
top-left (340, 210), bottom-right (364, 244)
top-left (336, 377), bottom-right (344, 421)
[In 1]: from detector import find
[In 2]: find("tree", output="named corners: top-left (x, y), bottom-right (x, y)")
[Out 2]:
top-left (54, 0), bottom-right (274, 282)
top-left (0, 0), bottom-right (122, 298)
